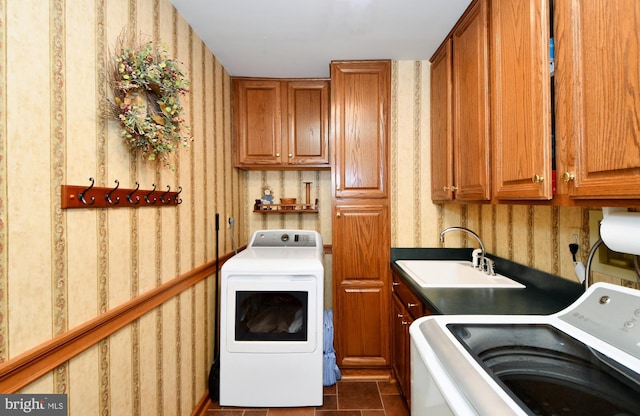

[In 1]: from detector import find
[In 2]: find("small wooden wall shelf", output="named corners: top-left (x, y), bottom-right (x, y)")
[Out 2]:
top-left (253, 199), bottom-right (318, 214)
top-left (62, 178), bottom-right (182, 209)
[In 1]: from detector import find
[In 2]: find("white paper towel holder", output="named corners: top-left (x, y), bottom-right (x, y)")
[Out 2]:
top-left (601, 207), bottom-right (640, 256)
top-left (585, 208), bottom-right (640, 290)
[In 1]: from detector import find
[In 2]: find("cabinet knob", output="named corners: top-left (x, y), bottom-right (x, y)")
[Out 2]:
top-left (407, 303), bottom-right (418, 308)
top-left (392, 282), bottom-right (399, 286)
top-left (288, 153), bottom-right (293, 158)
top-left (401, 321), bottom-right (409, 326)
top-left (443, 185), bottom-right (458, 192)
top-left (562, 172), bottom-right (575, 182)
top-left (336, 212), bottom-right (341, 218)
top-left (275, 153), bottom-right (280, 157)
top-left (532, 174), bottom-right (544, 184)
top-left (397, 313), bottom-right (404, 319)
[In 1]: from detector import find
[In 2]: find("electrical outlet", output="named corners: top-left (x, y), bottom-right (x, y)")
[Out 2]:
top-left (568, 227), bottom-right (581, 244)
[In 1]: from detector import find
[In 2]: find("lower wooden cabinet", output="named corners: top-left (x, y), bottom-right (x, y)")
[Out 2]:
top-left (392, 295), bottom-right (413, 402)
top-left (333, 202), bottom-right (391, 370)
top-left (391, 270), bottom-right (429, 405)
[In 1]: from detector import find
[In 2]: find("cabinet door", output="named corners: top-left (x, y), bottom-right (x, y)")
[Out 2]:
top-left (286, 81), bottom-right (330, 166)
top-left (392, 294), bottom-right (411, 401)
top-left (333, 202), bottom-right (390, 368)
top-left (557, 0), bottom-right (640, 199)
top-left (430, 39), bottom-right (454, 202)
top-left (491, 0), bottom-right (553, 200)
top-left (453, 0), bottom-right (491, 201)
top-left (331, 61), bottom-right (390, 199)
top-left (233, 79), bottom-right (283, 167)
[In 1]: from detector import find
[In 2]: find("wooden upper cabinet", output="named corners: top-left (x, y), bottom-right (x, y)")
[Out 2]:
top-left (430, 39), bottom-right (454, 201)
top-left (286, 81), bottom-right (329, 165)
top-left (233, 78), bottom-right (329, 169)
top-left (452, 0), bottom-right (491, 201)
top-left (431, 0), bottom-right (490, 202)
top-left (331, 61), bottom-right (390, 199)
top-left (234, 79), bottom-right (282, 167)
top-left (491, 0), bottom-right (553, 200)
top-left (555, 0), bottom-right (640, 199)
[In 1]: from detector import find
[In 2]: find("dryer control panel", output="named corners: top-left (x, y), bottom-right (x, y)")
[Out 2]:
top-left (249, 230), bottom-right (319, 248)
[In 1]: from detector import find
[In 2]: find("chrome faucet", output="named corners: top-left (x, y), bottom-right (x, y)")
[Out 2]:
top-left (440, 227), bottom-right (493, 274)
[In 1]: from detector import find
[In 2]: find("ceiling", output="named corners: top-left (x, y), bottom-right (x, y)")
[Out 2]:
top-left (168, 0), bottom-right (472, 78)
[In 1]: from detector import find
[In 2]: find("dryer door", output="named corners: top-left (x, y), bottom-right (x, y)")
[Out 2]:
top-left (222, 275), bottom-right (320, 353)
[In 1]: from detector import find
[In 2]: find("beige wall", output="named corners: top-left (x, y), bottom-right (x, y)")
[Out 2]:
top-left (243, 170), bottom-right (333, 307)
top-left (243, 170), bottom-right (332, 242)
top-left (1, 3), bottom-right (634, 413)
top-left (1, 0), bottom-right (241, 414)
top-left (241, 61), bottom-right (637, 315)
top-left (238, 62), bottom-right (609, 287)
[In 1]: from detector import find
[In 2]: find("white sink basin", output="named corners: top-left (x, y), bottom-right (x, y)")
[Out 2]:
top-left (396, 260), bottom-right (525, 289)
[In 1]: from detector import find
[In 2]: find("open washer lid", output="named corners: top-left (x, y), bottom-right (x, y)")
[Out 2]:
top-left (410, 283), bottom-right (640, 416)
top-left (448, 323), bottom-right (640, 415)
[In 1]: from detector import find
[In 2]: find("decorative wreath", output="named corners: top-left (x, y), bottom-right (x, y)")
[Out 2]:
top-left (109, 32), bottom-right (191, 169)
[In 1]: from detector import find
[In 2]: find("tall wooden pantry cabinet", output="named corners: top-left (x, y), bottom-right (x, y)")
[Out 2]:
top-left (330, 60), bottom-right (391, 377)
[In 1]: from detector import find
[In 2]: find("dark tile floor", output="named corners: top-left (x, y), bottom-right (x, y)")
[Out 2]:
top-left (207, 380), bottom-right (410, 415)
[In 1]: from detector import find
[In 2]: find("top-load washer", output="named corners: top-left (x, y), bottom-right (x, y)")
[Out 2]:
top-left (410, 282), bottom-right (640, 415)
top-left (219, 229), bottom-right (324, 407)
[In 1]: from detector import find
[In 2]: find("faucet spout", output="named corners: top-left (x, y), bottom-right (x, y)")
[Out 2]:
top-left (585, 238), bottom-right (604, 290)
top-left (440, 227), bottom-right (486, 259)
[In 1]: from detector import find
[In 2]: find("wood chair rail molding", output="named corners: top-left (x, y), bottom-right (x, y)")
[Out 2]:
top-left (0, 252), bottom-right (235, 393)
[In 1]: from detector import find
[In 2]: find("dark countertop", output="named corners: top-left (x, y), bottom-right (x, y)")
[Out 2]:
top-left (391, 248), bottom-right (585, 316)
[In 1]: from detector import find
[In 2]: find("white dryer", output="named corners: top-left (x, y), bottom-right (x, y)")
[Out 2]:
top-left (219, 229), bottom-right (324, 407)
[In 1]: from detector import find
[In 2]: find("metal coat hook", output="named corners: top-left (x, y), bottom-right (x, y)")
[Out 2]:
top-left (144, 184), bottom-right (157, 205)
top-left (126, 182), bottom-right (141, 205)
top-left (62, 180), bottom-right (181, 209)
top-left (105, 180), bottom-right (121, 205)
top-left (78, 177), bottom-right (96, 206)
top-left (173, 186), bottom-right (183, 204)
top-left (160, 185), bottom-right (172, 204)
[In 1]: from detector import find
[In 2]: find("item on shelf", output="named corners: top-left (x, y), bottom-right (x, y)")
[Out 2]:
top-left (304, 182), bottom-right (312, 209)
top-left (280, 198), bottom-right (297, 210)
top-left (253, 199), bottom-right (319, 214)
top-left (259, 186), bottom-right (274, 209)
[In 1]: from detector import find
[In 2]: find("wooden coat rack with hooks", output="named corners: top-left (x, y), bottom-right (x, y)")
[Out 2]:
top-left (61, 177), bottom-right (182, 209)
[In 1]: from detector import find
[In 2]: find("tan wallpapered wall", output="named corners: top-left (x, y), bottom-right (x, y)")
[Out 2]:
top-left (0, 0), bottom-right (242, 414)
top-left (2, 3), bottom-right (633, 412)
top-left (242, 61), bottom-right (637, 311)
top-left (243, 170), bottom-right (333, 307)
